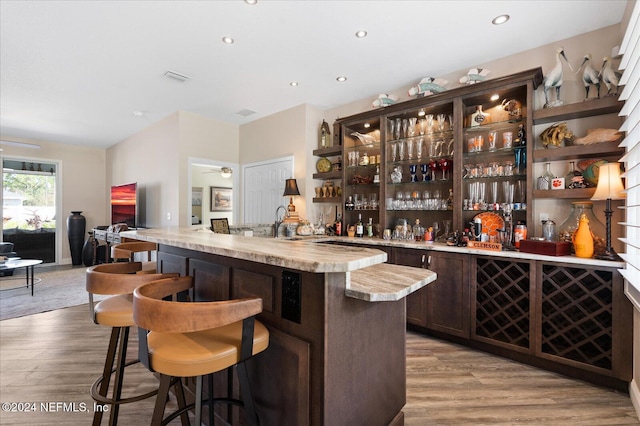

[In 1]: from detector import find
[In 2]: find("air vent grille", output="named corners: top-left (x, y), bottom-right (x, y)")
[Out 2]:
top-left (163, 70), bottom-right (191, 82)
top-left (234, 109), bottom-right (256, 117)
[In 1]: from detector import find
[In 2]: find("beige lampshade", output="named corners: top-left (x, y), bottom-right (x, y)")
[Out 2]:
top-left (591, 162), bottom-right (625, 200)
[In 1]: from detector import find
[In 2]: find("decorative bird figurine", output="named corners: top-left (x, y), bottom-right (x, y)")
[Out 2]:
top-left (600, 56), bottom-right (622, 96)
top-left (408, 77), bottom-right (448, 97)
top-left (542, 47), bottom-right (573, 108)
top-left (459, 68), bottom-right (490, 85)
top-left (576, 54), bottom-right (600, 100)
top-left (372, 94), bottom-right (397, 108)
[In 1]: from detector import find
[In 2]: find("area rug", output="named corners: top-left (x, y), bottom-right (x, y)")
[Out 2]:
top-left (0, 265), bottom-right (106, 321)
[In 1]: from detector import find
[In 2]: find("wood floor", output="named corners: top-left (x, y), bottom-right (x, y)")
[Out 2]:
top-left (1, 304), bottom-right (638, 425)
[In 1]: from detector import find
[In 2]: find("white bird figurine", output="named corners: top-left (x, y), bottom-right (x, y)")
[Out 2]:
top-left (577, 54), bottom-right (600, 99)
top-left (408, 77), bottom-right (448, 97)
top-left (542, 47), bottom-right (573, 107)
top-left (600, 56), bottom-right (622, 96)
top-left (459, 68), bottom-right (490, 85)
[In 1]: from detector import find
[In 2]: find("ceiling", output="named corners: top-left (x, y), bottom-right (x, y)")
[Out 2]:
top-left (0, 0), bottom-right (628, 149)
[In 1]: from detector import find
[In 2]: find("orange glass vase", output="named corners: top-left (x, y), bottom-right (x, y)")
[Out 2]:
top-left (572, 213), bottom-right (594, 258)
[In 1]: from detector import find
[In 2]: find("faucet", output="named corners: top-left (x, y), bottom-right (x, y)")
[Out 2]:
top-left (274, 205), bottom-right (288, 238)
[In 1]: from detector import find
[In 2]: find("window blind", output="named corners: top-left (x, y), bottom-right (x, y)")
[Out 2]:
top-left (618, 1), bottom-right (640, 310)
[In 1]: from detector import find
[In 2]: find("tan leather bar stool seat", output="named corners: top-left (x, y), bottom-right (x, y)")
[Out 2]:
top-left (86, 262), bottom-right (177, 426)
top-left (111, 241), bottom-right (157, 272)
top-left (133, 276), bottom-right (269, 426)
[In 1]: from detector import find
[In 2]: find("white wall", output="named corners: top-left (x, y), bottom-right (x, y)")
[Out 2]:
top-left (0, 135), bottom-right (106, 264)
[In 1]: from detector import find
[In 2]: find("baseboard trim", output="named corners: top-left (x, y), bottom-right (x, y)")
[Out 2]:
top-left (630, 379), bottom-right (640, 420)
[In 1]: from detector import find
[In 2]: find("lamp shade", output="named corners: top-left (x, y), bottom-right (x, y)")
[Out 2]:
top-left (283, 178), bottom-right (300, 196)
top-left (591, 163), bottom-right (625, 200)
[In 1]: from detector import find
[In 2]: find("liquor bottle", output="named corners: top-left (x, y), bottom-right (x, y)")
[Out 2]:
top-left (345, 196), bottom-right (355, 211)
top-left (356, 214), bottom-right (364, 238)
top-left (536, 162), bottom-right (554, 190)
top-left (447, 188), bottom-right (454, 210)
top-left (335, 207), bottom-right (342, 236)
top-left (367, 218), bottom-right (373, 237)
top-left (564, 161), bottom-right (584, 189)
top-left (413, 219), bottom-right (424, 242)
top-left (373, 166), bottom-right (380, 184)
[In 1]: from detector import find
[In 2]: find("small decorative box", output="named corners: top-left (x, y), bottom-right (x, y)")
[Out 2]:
top-left (519, 239), bottom-right (571, 256)
top-left (551, 177), bottom-right (565, 190)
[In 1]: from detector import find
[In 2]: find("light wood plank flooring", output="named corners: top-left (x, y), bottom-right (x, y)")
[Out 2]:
top-left (1, 305), bottom-right (638, 425)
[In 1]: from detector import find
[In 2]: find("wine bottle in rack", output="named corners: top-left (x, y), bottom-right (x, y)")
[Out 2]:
top-left (356, 214), bottom-right (364, 238)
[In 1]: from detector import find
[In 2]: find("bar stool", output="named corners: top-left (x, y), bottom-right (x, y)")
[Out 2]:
top-left (133, 276), bottom-right (270, 426)
top-left (111, 241), bottom-right (157, 273)
top-left (86, 262), bottom-right (178, 426)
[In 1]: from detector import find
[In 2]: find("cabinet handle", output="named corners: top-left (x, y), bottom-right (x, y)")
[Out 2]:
top-left (423, 255), bottom-right (431, 269)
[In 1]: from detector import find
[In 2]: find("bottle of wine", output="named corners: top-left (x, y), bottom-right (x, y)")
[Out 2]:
top-left (335, 207), bottom-right (342, 236)
top-left (367, 218), bottom-right (373, 237)
top-left (356, 214), bottom-right (364, 238)
top-left (345, 196), bottom-right (354, 211)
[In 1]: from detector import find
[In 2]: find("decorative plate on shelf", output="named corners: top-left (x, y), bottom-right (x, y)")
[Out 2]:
top-left (316, 157), bottom-right (332, 173)
top-left (474, 212), bottom-right (505, 237)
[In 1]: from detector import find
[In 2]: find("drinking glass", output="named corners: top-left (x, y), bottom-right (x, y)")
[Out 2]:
top-left (402, 119), bottom-right (409, 139)
top-left (416, 137), bottom-right (424, 159)
top-left (420, 163), bottom-right (429, 182)
top-left (432, 221), bottom-right (441, 240)
top-left (408, 118), bottom-right (417, 137)
top-left (409, 164), bottom-right (418, 182)
top-left (394, 118), bottom-right (402, 140)
top-left (398, 140), bottom-right (405, 161)
top-left (419, 119), bottom-right (427, 135)
top-left (406, 138), bottom-right (414, 159)
top-left (425, 114), bottom-right (434, 134)
top-left (436, 114), bottom-right (446, 132)
top-left (389, 119), bottom-right (396, 141)
top-left (391, 142), bottom-right (398, 162)
top-left (428, 159), bottom-right (439, 181)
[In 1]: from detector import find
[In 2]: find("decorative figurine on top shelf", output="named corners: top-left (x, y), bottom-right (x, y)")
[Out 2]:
top-left (501, 98), bottom-right (522, 121)
top-left (408, 77), bottom-right (448, 97)
top-left (600, 56), bottom-right (622, 96)
top-left (542, 46), bottom-right (573, 108)
top-left (459, 68), bottom-right (490, 85)
top-left (573, 128), bottom-right (621, 145)
top-left (372, 94), bottom-right (397, 108)
top-left (319, 119), bottom-right (331, 148)
top-left (576, 54), bottom-right (601, 100)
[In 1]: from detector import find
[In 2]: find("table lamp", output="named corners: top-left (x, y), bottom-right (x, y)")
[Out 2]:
top-left (591, 162), bottom-right (626, 261)
top-left (283, 178), bottom-right (301, 222)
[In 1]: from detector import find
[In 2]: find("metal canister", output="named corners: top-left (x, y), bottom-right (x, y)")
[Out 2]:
top-left (542, 220), bottom-right (557, 242)
top-left (514, 224), bottom-right (527, 248)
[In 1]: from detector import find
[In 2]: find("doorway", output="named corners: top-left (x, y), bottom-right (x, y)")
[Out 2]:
top-left (2, 158), bottom-right (59, 264)
top-left (188, 158), bottom-right (239, 227)
top-left (242, 156), bottom-right (293, 224)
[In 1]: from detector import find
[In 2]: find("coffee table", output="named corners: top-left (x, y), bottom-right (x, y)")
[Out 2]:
top-left (0, 259), bottom-right (43, 296)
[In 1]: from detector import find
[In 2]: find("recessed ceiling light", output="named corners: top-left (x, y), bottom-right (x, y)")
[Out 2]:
top-left (490, 93), bottom-right (500, 101)
top-left (244, 0), bottom-right (257, 4)
top-left (492, 14), bottom-right (510, 25)
top-left (290, 81), bottom-right (299, 87)
top-left (364, 123), bottom-right (370, 128)
top-left (336, 76), bottom-right (347, 82)
top-left (418, 109), bottom-right (426, 117)
top-left (222, 36), bottom-right (234, 44)
top-left (132, 111), bottom-right (145, 117)
top-left (355, 30), bottom-right (367, 38)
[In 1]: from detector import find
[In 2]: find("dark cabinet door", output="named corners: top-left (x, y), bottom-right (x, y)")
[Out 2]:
top-left (156, 250), bottom-right (187, 275)
top-left (392, 248), bottom-right (428, 327)
top-left (425, 251), bottom-right (470, 338)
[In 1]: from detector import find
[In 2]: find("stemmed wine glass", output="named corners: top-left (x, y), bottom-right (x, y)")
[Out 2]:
top-left (409, 164), bottom-right (418, 182)
top-left (438, 158), bottom-right (452, 180)
top-left (428, 159), bottom-right (439, 181)
top-left (420, 164), bottom-right (429, 182)
top-left (432, 221), bottom-right (441, 240)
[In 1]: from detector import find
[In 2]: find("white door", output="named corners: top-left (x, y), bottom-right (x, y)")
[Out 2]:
top-left (243, 157), bottom-right (293, 224)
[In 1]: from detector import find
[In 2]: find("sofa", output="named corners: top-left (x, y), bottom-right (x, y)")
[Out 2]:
top-left (2, 229), bottom-right (55, 263)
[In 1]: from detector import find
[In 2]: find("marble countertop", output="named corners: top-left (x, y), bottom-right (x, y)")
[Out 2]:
top-left (120, 227), bottom-right (387, 273)
top-left (347, 263), bottom-right (437, 302)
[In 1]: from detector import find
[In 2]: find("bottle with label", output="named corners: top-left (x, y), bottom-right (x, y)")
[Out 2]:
top-left (367, 218), bottom-right (374, 238)
top-left (413, 219), bottom-right (424, 242)
top-left (345, 196), bottom-right (355, 211)
top-left (356, 214), bottom-right (364, 238)
top-left (447, 188), bottom-right (454, 210)
top-left (335, 208), bottom-right (342, 236)
top-left (470, 105), bottom-right (487, 127)
top-left (373, 166), bottom-right (380, 184)
top-left (359, 152), bottom-right (369, 166)
top-left (514, 222), bottom-right (527, 248)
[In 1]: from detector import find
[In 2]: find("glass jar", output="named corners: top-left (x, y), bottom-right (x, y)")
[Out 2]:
top-left (558, 201), bottom-right (606, 254)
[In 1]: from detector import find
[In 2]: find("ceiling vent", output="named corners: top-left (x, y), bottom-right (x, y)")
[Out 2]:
top-left (163, 70), bottom-right (191, 83)
top-left (234, 109), bottom-right (256, 117)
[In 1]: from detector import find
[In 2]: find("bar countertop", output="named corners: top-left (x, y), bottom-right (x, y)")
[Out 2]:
top-left (120, 227), bottom-right (387, 273)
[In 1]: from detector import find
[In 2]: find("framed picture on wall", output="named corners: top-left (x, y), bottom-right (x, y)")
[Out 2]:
top-left (211, 186), bottom-right (232, 212)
